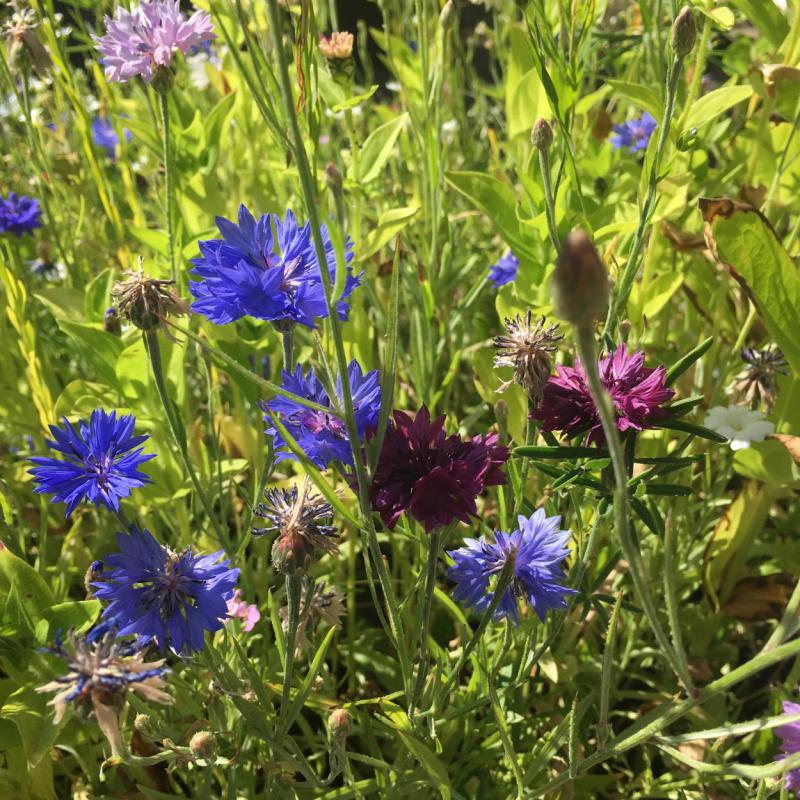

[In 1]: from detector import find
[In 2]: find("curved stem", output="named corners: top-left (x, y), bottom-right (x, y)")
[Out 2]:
top-left (143, 330), bottom-right (226, 546)
top-left (158, 89), bottom-right (176, 283)
top-left (573, 324), bottom-right (694, 695)
top-left (278, 573), bottom-right (302, 735)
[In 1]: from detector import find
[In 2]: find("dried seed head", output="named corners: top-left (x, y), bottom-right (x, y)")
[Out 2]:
top-left (671, 7), bottom-right (696, 59)
top-left (111, 262), bottom-right (189, 333)
top-left (493, 312), bottom-right (562, 408)
top-left (733, 346), bottom-right (788, 412)
top-left (531, 118), bottom-right (553, 151)
top-left (319, 31), bottom-right (354, 60)
top-left (4, 7), bottom-right (51, 75)
top-left (551, 230), bottom-right (609, 326)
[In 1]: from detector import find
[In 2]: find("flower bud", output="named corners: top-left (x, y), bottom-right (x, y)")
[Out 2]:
top-left (84, 560), bottom-right (103, 596)
top-left (671, 7), bottom-right (696, 59)
top-left (104, 307), bottom-right (122, 336)
top-left (319, 31), bottom-right (354, 60)
top-left (134, 713), bottom-right (157, 738)
top-left (531, 118), bottom-right (553, 151)
top-left (325, 162), bottom-right (343, 191)
top-left (329, 708), bottom-right (352, 739)
top-left (271, 531), bottom-right (313, 575)
top-left (189, 730), bottom-right (215, 759)
top-left (551, 230), bottom-right (609, 326)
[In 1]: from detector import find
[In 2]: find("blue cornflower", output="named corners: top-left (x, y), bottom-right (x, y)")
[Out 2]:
top-left (29, 409), bottom-right (155, 517)
top-left (93, 526), bottom-right (239, 654)
top-left (610, 112), bottom-right (657, 153)
top-left (447, 509), bottom-right (576, 624)
top-left (91, 115), bottom-right (131, 159)
top-left (0, 192), bottom-right (42, 236)
top-left (189, 204), bottom-right (362, 330)
top-left (261, 360), bottom-right (381, 469)
top-left (488, 250), bottom-right (519, 288)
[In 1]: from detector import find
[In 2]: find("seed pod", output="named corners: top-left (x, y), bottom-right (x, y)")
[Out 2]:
top-left (551, 230), bottom-right (609, 326)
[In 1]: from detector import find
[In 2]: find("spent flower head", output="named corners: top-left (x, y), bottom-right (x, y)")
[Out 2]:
top-left (4, 6), bottom-right (51, 75)
top-left (93, 526), bottom-right (239, 654)
top-left (253, 481), bottom-right (338, 574)
top-left (493, 311), bottom-right (562, 407)
top-left (29, 409), bottom-right (155, 517)
top-left (447, 509), bottom-right (576, 624)
top-left (93, 0), bottom-right (215, 85)
top-left (533, 344), bottom-right (674, 445)
top-left (734, 346), bottom-right (788, 412)
top-left (112, 265), bottom-right (189, 332)
top-left (370, 406), bottom-right (509, 533)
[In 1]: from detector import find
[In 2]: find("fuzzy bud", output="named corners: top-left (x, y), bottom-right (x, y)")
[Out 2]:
top-left (271, 532), bottom-right (313, 576)
top-left (103, 307), bottom-right (122, 336)
top-left (671, 7), bottom-right (696, 59)
top-left (329, 708), bottom-right (352, 739)
top-left (325, 162), bottom-right (343, 191)
top-left (189, 730), bottom-right (215, 760)
top-left (551, 230), bottom-right (609, 326)
top-left (531, 118), bottom-right (553, 151)
top-left (84, 560), bottom-right (103, 596)
top-left (134, 713), bottom-right (156, 738)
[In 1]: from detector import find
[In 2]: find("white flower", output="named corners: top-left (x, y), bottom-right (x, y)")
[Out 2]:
top-left (186, 51), bottom-right (211, 90)
top-left (703, 404), bottom-right (775, 451)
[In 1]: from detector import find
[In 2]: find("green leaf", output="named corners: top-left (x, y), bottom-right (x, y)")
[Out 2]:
top-left (41, 600), bottom-right (101, 640)
top-left (696, 6), bottom-right (735, 31)
top-left (332, 84), bottom-right (379, 113)
top-left (350, 113), bottom-right (408, 184)
top-left (0, 548), bottom-right (54, 618)
top-left (128, 227), bottom-right (168, 259)
top-left (701, 199), bottom-right (800, 374)
top-left (57, 321), bottom-right (124, 391)
top-left (1, 687), bottom-right (61, 768)
top-left (666, 337), bottom-right (714, 385)
top-left (733, 439), bottom-right (798, 486)
top-left (729, 0), bottom-right (789, 47)
top-left (360, 206), bottom-right (420, 259)
top-left (682, 85), bottom-right (753, 134)
top-left (84, 268), bottom-right (114, 322)
top-left (606, 79), bottom-right (662, 121)
top-left (445, 171), bottom-right (533, 261)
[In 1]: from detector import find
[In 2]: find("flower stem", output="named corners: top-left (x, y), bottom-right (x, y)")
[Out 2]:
top-left (281, 328), bottom-right (294, 370)
top-left (410, 529), bottom-right (440, 714)
top-left (158, 89), bottom-right (176, 284)
top-left (602, 56), bottom-right (685, 338)
top-left (143, 330), bottom-right (226, 547)
top-left (278, 572), bottom-right (302, 735)
top-left (539, 145), bottom-right (561, 257)
top-left (573, 324), bottom-right (694, 695)
top-left (265, 0), bottom-right (413, 700)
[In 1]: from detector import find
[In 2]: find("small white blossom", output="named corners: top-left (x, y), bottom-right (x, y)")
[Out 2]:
top-left (703, 404), bottom-right (775, 451)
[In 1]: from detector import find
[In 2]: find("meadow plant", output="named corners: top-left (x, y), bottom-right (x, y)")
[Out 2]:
top-left (2, 1), bottom-right (800, 797)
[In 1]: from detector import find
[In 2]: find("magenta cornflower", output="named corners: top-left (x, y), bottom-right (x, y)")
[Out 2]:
top-left (370, 406), bottom-right (509, 533)
top-left (532, 344), bottom-right (673, 445)
top-left (776, 701), bottom-right (800, 796)
top-left (93, 1), bottom-right (215, 84)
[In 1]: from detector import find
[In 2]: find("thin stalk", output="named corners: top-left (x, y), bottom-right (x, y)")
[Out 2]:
top-left (597, 591), bottom-right (623, 749)
top-left (573, 324), bottom-right (694, 694)
top-left (278, 573), bottom-right (302, 735)
top-left (539, 145), bottom-right (561, 256)
top-left (143, 330), bottom-right (226, 546)
top-left (265, 0), bottom-right (412, 698)
top-left (411, 529), bottom-right (440, 714)
top-left (663, 513), bottom-right (692, 687)
top-left (675, 4), bottom-right (711, 133)
top-left (762, 576), bottom-right (800, 653)
top-left (281, 328), bottom-right (295, 370)
top-left (603, 55), bottom-right (685, 337)
top-left (158, 89), bottom-right (176, 283)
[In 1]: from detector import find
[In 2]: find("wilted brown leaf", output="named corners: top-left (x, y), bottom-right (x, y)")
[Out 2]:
top-left (774, 434), bottom-right (800, 465)
top-left (723, 573), bottom-right (796, 621)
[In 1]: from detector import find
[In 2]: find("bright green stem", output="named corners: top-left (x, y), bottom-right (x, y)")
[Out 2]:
top-left (158, 89), bottom-right (176, 283)
top-left (538, 146), bottom-right (561, 257)
top-left (573, 324), bottom-right (694, 695)
top-left (278, 573), bottom-right (302, 734)
top-left (411, 529), bottom-right (440, 714)
top-left (265, 0), bottom-right (412, 699)
top-left (143, 330), bottom-right (226, 546)
top-left (603, 56), bottom-right (684, 338)
top-left (281, 328), bottom-right (295, 370)
top-left (436, 552), bottom-right (516, 706)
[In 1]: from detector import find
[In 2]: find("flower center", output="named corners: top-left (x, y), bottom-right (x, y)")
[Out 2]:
top-left (296, 409), bottom-right (347, 438)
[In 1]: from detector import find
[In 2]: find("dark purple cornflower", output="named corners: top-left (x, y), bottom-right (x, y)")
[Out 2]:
top-left (370, 406), bottom-right (509, 533)
top-left (447, 509), bottom-right (576, 624)
top-left (189, 205), bottom-right (361, 330)
top-left (488, 250), bottom-right (519, 288)
top-left (261, 360), bottom-right (380, 469)
top-left (92, 526), bottom-right (239, 654)
top-left (532, 344), bottom-right (673, 445)
top-left (29, 409), bottom-right (155, 517)
top-left (776, 701), bottom-right (800, 796)
top-left (610, 112), bottom-right (657, 153)
top-left (0, 192), bottom-right (42, 236)
top-left (93, 0), bottom-right (215, 84)
top-left (91, 115), bottom-right (131, 159)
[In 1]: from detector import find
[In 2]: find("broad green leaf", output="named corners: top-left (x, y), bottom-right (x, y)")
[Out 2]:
top-left (697, 6), bottom-right (735, 31)
top-left (34, 288), bottom-right (84, 322)
top-left (641, 272), bottom-right (683, 319)
top-left (606, 79), bottom-right (661, 121)
top-left (701, 199), bottom-right (800, 374)
top-left (730, 0), bottom-right (789, 47)
top-left (1, 687), bottom-right (61, 768)
top-left (360, 206), bottom-right (419, 259)
top-left (350, 113), bottom-right (408, 184)
top-left (84, 267), bottom-right (114, 322)
top-left (446, 171), bottom-right (533, 261)
top-left (54, 380), bottom-right (116, 418)
top-left (128, 226), bottom-right (168, 259)
top-left (57, 321), bottom-right (124, 391)
top-left (0, 548), bottom-right (54, 617)
top-left (682, 85), bottom-right (753, 134)
top-left (332, 84), bottom-right (379, 113)
top-left (733, 439), bottom-right (798, 486)
top-left (703, 482), bottom-right (776, 607)
top-left (42, 600), bottom-right (101, 640)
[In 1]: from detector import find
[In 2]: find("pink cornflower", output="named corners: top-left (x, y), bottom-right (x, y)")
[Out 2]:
top-left (532, 344), bottom-right (674, 445)
top-left (227, 590), bottom-right (260, 632)
top-left (93, 1), bottom-right (215, 84)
